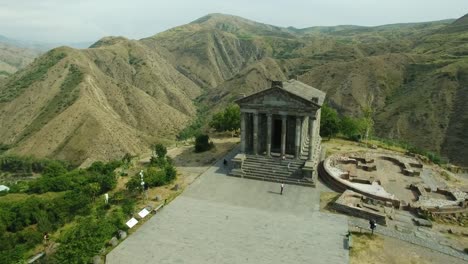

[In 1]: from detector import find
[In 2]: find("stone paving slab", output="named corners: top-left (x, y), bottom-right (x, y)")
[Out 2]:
top-left (108, 196), bottom-right (348, 264)
top-left (107, 152), bottom-right (349, 264)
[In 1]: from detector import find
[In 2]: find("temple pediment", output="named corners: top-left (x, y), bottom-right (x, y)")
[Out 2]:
top-left (237, 87), bottom-right (316, 111)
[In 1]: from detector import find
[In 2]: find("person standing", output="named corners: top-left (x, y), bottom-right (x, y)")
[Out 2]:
top-left (369, 219), bottom-right (377, 234)
top-left (43, 232), bottom-right (49, 246)
top-left (280, 183), bottom-right (284, 195)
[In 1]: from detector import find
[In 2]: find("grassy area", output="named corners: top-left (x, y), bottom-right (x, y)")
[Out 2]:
top-left (319, 191), bottom-right (340, 212)
top-left (349, 232), bottom-right (383, 260)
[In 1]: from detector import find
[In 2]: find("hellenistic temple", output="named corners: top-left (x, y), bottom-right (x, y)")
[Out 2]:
top-left (230, 80), bottom-right (326, 187)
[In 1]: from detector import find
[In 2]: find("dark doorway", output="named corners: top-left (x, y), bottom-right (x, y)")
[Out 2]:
top-left (272, 119), bottom-right (282, 152)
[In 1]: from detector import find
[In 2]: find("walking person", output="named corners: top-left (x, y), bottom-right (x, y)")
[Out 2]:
top-left (280, 183), bottom-right (284, 195)
top-left (43, 232), bottom-right (49, 246)
top-left (369, 219), bottom-right (377, 234)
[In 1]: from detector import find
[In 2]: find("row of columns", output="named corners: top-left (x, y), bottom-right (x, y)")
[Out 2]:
top-left (241, 112), bottom-right (316, 161)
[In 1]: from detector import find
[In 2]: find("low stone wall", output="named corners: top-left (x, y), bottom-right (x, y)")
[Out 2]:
top-left (380, 156), bottom-right (421, 176)
top-left (357, 162), bottom-right (377, 172)
top-left (323, 157), bottom-right (401, 208)
top-left (333, 191), bottom-right (387, 225)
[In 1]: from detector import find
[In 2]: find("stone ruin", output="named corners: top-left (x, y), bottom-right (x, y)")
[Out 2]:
top-left (325, 151), bottom-right (468, 225)
top-left (332, 190), bottom-right (392, 226)
top-left (409, 183), bottom-right (468, 214)
top-left (380, 156), bottom-right (423, 176)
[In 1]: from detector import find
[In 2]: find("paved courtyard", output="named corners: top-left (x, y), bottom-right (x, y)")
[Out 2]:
top-left (107, 151), bottom-right (349, 264)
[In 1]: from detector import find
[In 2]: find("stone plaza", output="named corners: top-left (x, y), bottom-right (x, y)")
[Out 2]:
top-left (106, 149), bottom-right (349, 264)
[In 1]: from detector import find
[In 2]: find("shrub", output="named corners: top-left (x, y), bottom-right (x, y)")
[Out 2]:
top-left (165, 165), bottom-right (177, 183)
top-left (144, 167), bottom-right (166, 187)
top-left (194, 134), bottom-right (214, 153)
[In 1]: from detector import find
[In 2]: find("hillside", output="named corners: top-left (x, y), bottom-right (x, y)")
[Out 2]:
top-left (148, 13), bottom-right (467, 165)
top-left (0, 38), bottom-right (201, 165)
top-left (0, 41), bottom-right (41, 78)
top-left (0, 13), bottom-right (467, 165)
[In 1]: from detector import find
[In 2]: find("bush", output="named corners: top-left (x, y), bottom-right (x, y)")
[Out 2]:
top-left (165, 165), bottom-right (177, 183)
top-left (144, 167), bottom-right (166, 187)
top-left (194, 134), bottom-right (214, 153)
top-left (52, 215), bottom-right (119, 263)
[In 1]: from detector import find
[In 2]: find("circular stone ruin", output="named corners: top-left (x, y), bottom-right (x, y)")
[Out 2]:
top-left (321, 151), bottom-right (468, 224)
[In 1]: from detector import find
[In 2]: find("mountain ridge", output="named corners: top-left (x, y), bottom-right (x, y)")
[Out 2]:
top-left (1, 13), bottom-right (467, 165)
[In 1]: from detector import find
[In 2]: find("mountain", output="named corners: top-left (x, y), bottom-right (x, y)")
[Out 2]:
top-left (0, 38), bottom-right (200, 165)
top-left (0, 13), bottom-right (467, 165)
top-left (0, 35), bottom-right (95, 79)
top-left (0, 41), bottom-right (41, 78)
top-left (146, 13), bottom-right (467, 165)
top-left (0, 34), bottom-right (94, 51)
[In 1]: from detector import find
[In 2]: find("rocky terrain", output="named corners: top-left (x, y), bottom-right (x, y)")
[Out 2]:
top-left (0, 13), bottom-right (467, 165)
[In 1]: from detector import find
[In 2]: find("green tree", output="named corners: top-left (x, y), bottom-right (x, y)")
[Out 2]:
top-left (320, 104), bottom-right (340, 140)
top-left (153, 143), bottom-right (167, 158)
top-left (340, 116), bottom-right (366, 141)
top-left (361, 95), bottom-right (375, 143)
top-left (209, 105), bottom-right (240, 132)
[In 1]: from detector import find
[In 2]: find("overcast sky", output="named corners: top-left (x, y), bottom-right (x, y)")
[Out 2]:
top-left (1, 0), bottom-right (467, 43)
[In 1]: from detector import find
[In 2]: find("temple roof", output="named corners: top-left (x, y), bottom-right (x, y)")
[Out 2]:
top-left (235, 79), bottom-right (326, 109)
top-left (280, 80), bottom-right (326, 106)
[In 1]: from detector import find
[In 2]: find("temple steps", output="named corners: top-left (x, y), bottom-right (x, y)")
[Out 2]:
top-left (240, 155), bottom-right (313, 187)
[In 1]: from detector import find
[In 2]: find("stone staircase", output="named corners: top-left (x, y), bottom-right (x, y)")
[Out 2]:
top-left (240, 155), bottom-right (314, 187)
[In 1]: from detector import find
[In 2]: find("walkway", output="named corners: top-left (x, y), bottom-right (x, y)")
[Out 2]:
top-left (107, 149), bottom-right (349, 264)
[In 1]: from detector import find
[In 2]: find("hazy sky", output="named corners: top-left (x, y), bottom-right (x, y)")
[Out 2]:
top-left (1, 0), bottom-right (467, 43)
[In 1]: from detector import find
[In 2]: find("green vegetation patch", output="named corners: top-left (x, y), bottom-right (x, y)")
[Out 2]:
top-left (0, 50), bottom-right (66, 102)
top-left (0, 157), bottom-right (124, 263)
top-left (126, 144), bottom-right (176, 192)
top-left (0, 70), bottom-right (11, 76)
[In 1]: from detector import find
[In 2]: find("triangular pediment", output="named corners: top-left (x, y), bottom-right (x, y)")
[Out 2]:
top-left (236, 87), bottom-right (315, 109)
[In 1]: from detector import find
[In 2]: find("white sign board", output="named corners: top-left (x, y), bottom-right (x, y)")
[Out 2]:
top-left (138, 208), bottom-right (150, 218)
top-left (126, 217), bottom-right (138, 228)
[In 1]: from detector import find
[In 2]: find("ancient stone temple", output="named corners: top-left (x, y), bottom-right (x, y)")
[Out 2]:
top-left (230, 80), bottom-right (326, 187)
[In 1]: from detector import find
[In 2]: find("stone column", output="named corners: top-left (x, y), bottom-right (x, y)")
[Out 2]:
top-left (281, 115), bottom-right (287, 157)
top-left (308, 117), bottom-right (315, 161)
top-left (253, 112), bottom-right (259, 155)
top-left (295, 116), bottom-right (301, 159)
top-left (241, 112), bottom-right (246, 153)
top-left (266, 114), bottom-right (272, 157)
